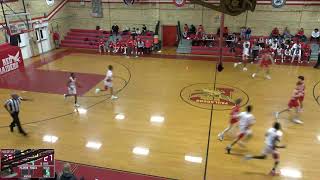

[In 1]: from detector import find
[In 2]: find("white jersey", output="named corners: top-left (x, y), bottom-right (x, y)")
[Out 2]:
top-left (237, 112), bottom-right (255, 132)
top-left (106, 70), bottom-right (113, 81)
top-left (265, 128), bottom-right (281, 148)
top-left (243, 41), bottom-right (250, 56)
top-left (69, 77), bottom-right (76, 88)
top-left (291, 43), bottom-right (301, 55)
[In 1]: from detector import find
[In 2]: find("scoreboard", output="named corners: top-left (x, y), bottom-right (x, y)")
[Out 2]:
top-left (0, 149), bottom-right (55, 178)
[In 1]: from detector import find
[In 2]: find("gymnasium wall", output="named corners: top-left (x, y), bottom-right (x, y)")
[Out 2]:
top-left (0, 0), bottom-right (73, 45)
top-left (66, 1), bottom-right (320, 38)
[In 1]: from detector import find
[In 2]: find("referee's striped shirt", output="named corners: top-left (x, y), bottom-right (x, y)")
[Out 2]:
top-left (5, 97), bottom-right (22, 113)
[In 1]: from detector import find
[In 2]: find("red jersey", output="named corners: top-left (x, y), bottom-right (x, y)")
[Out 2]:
top-left (98, 39), bottom-right (104, 46)
top-left (288, 89), bottom-right (300, 108)
top-left (127, 39), bottom-right (134, 47)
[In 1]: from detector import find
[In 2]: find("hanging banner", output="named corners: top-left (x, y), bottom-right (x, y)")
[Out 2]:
top-left (173, 0), bottom-right (186, 7)
top-left (0, 44), bottom-right (24, 75)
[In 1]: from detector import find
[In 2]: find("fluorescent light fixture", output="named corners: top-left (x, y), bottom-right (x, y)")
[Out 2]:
top-left (150, 116), bottom-right (164, 123)
top-left (74, 108), bottom-right (87, 114)
top-left (86, 141), bottom-right (102, 150)
top-left (280, 168), bottom-right (302, 178)
top-left (115, 114), bottom-right (125, 120)
top-left (132, 147), bottom-right (149, 156)
top-left (42, 135), bottom-right (58, 143)
top-left (184, 155), bottom-right (202, 163)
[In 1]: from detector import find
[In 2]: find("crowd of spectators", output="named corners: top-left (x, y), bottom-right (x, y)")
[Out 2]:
top-left (182, 24), bottom-right (316, 63)
top-left (96, 24), bottom-right (159, 57)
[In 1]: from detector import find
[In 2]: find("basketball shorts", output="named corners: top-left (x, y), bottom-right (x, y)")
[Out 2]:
top-left (230, 118), bottom-right (239, 124)
top-left (288, 99), bottom-right (299, 108)
top-left (68, 86), bottom-right (77, 95)
top-left (238, 127), bottom-right (252, 139)
top-left (104, 80), bottom-right (112, 89)
top-left (262, 145), bottom-right (279, 161)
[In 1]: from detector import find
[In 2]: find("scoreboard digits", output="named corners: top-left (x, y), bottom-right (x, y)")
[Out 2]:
top-left (0, 149), bottom-right (55, 178)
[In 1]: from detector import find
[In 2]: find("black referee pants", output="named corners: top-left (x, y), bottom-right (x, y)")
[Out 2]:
top-left (10, 112), bottom-right (26, 134)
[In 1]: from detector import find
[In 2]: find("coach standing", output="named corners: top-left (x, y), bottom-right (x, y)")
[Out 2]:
top-left (3, 94), bottom-right (31, 136)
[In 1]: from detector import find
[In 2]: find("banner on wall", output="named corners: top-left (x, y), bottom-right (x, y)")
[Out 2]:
top-left (173, 0), bottom-right (186, 7)
top-left (0, 44), bottom-right (24, 75)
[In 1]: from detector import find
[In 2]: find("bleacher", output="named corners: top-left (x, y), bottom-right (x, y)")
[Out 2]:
top-left (61, 29), bottom-right (153, 50)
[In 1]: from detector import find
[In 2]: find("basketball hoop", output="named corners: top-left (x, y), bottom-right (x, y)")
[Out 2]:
top-left (5, 12), bottom-right (34, 36)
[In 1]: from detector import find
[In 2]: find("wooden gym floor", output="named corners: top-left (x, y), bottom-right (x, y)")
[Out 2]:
top-left (0, 49), bottom-right (320, 180)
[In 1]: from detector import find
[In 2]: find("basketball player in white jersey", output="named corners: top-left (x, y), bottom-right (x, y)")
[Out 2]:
top-left (226, 105), bottom-right (255, 154)
top-left (95, 65), bottom-right (118, 100)
top-left (234, 41), bottom-right (250, 71)
top-left (64, 73), bottom-right (81, 107)
top-left (244, 122), bottom-right (286, 176)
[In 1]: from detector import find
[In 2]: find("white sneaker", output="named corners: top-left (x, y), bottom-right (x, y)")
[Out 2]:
top-left (95, 88), bottom-right (100, 94)
top-left (218, 133), bottom-right (224, 141)
top-left (64, 94), bottom-right (67, 100)
top-left (111, 95), bottom-right (118, 100)
top-left (275, 112), bottom-right (280, 119)
top-left (292, 119), bottom-right (303, 124)
top-left (265, 75), bottom-right (271, 80)
top-left (244, 155), bottom-right (253, 160)
top-left (234, 63), bottom-right (238, 68)
top-left (243, 67), bottom-right (248, 71)
top-left (74, 103), bottom-right (80, 107)
top-left (252, 73), bottom-right (256, 78)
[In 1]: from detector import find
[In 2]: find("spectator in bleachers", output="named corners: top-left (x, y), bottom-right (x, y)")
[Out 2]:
top-left (223, 27), bottom-right (229, 37)
top-left (252, 40), bottom-right (260, 62)
top-left (98, 37), bottom-right (106, 54)
top-left (145, 39), bottom-right (152, 54)
top-left (114, 24), bottom-right (119, 36)
top-left (271, 27), bottom-right (280, 38)
top-left (303, 43), bottom-right (311, 63)
top-left (136, 28), bottom-right (141, 35)
top-left (311, 28), bottom-right (320, 41)
top-left (245, 27), bottom-right (252, 40)
top-left (240, 26), bottom-right (246, 40)
top-left (295, 28), bottom-right (307, 42)
top-left (258, 37), bottom-right (265, 48)
top-left (53, 31), bottom-right (60, 49)
top-left (126, 36), bottom-right (134, 55)
top-left (131, 28), bottom-right (137, 39)
top-left (142, 24), bottom-right (147, 34)
top-left (183, 24), bottom-right (189, 38)
top-left (113, 39), bottom-right (121, 53)
top-left (196, 25), bottom-right (204, 39)
top-left (59, 163), bottom-right (77, 180)
top-left (282, 27), bottom-right (292, 39)
top-left (190, 24), bottom-right (196, 34)
top-left (137, 38), bottom-right (145, 55)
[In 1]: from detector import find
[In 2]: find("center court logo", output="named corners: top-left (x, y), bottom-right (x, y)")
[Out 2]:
top-left (180, 83), bottom-right (249, 110)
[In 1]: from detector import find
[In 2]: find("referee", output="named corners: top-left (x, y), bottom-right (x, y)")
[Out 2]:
top-left (3, 94), bottom-right (31, 136)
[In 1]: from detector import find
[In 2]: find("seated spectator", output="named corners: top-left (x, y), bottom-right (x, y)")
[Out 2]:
top-left (223, 27), bottom-right (229, 37)
top-left (258, 37), bottom-right (265, 48)
top-left (190, 24), bottom-right (196, 34)
top-left (245, 27), bottom-right (251, 40)
top-left (282, 27), bottom-right (292, 39)
top-left (59, 163), bottom-right (77, 180)
top-left (136, 28), bottom-right (141, 35)
top-left (145, 39), bottom-right (152, 54)
top-left (97, 37), bottom-right (106, 54)
top-left (295, 28), bottom-right (307, 42)
top-left (142, 24), bottom-right (147, 34)
top-left (240, 26), bottom-right (246, 40)
top-left (311, 28), bottom-right (320, 41)
top-left (183, 24), bottom-right (189, 38)
top-left (271, 27), bottom-right (280, 38)
top-left (196, 25), bottom-right (204, 39)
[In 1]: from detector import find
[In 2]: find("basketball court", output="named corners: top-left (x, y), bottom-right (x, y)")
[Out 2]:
top-left (1, 0), bottom-right (320, 179)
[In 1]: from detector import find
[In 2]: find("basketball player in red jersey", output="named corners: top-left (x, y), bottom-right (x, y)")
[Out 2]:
top-left (297, 76), bottom-right (305, 111)
top-left (275, 82), bottom-right (303, 124)
top-left (98, 37), bottom-right (105, 54)
top-left (217, 98), bottom-right (242, 141)
top-left (252, 51), bottom-right (274, 80)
